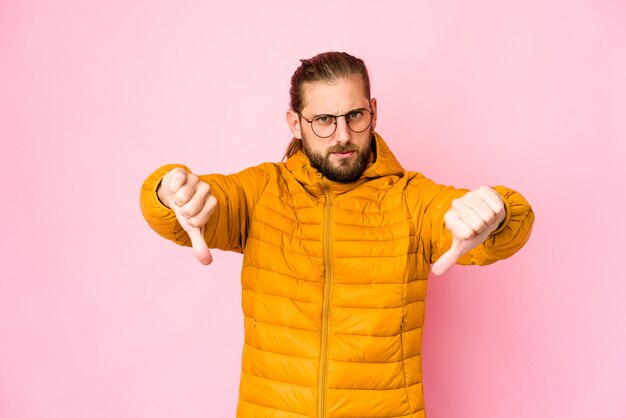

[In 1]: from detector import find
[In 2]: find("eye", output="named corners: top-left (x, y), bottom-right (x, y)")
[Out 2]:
top-left (314, 115), bottom-right (334, 125)
top-left (347, 109), bottom-right (364, 121)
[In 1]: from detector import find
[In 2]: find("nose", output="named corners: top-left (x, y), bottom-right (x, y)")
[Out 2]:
top-left (334, 116), bottom-right (352, 143)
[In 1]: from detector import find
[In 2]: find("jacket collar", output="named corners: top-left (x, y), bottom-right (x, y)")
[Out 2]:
top-left (285, 132), bottom-right (405, 197)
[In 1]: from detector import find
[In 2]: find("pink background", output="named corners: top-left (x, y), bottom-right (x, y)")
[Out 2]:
top-left (1, 1), bottom-right (625, 417)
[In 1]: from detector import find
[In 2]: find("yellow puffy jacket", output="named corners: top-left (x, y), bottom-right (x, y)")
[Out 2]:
top-left (140, 133), bottom-right (534, 418)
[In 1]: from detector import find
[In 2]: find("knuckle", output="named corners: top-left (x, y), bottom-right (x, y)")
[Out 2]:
top-left (458, 229), bottom-right (472, 240)
top-left (462, 229), bottom-right (475, 240)
top-left (184, 175), bottom-right (198, 189)
top-left (461, 191), bottom-right (473, 201)
top-left (195, 182), bottom-right (207, 196)
top-left (479, 186), bottom-right (495, 197)
top-left (469, 220), bottom-right (484, 232)
top-left (174, 190), bottom-right (189, 206)
top-left (490, 201), bottom-right (504, 217)
top-left (169, 169), bottom-right (186, 186)
top-left (467, 219), bottom-right (482, 232)
top-left (188, 203), bottom-right (201, 217)
top-left (179, 202), bottom-right (197, 218)
top-left (468, 192), bottom-right (483, 206)
top-left (188, 217), bottom-right (202, 228)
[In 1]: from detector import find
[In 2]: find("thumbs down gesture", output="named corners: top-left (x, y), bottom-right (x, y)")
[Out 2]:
top-left (157, 168), bottom-right (217, 265)
top-left (431, 186), bottom-right (506, 276)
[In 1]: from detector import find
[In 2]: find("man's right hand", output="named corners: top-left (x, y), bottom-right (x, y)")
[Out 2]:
top-left (157, 168), bottom-right (217, 265)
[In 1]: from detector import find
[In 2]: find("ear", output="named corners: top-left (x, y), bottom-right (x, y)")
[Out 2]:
top-left (286, 110), bottom-right (303, 139)
top-left (370, 98), bottom-right (378, 131)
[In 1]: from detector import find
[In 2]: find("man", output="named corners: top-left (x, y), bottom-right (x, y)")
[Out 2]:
top-left (140, 51), bottom-right (534, 418)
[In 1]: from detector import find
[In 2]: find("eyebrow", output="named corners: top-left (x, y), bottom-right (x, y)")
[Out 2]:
top-left (311, 106), bottom-right (370, 117)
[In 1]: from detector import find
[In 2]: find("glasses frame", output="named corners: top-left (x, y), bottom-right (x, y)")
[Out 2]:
top-left (298, 107), bottom-right (374, 139)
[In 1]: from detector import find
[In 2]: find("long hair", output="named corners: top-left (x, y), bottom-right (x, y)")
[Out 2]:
top-left (283, 52), bottom-right (371, 160)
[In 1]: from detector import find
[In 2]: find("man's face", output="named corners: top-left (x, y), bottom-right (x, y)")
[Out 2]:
top-left (287, 76), bottom-right (377, 183)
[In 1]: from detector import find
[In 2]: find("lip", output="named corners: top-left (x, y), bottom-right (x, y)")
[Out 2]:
top-left (331, 151), bottom-right (354, 159)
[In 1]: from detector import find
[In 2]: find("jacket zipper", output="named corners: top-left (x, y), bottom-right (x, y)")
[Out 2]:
top-left (318, 177), bottom-right (333, 418)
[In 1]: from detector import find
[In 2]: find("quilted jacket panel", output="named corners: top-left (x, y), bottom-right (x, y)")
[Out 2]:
top-left (140, 133), bottom-right (534, 417)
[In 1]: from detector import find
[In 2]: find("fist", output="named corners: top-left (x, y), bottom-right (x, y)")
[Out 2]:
top-left (158, 168), bottom-right (217, 265)
top-left (431, 186), bottom-right (505, 276)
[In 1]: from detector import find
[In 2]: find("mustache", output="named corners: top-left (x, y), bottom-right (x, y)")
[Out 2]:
top-left (327, 144), bottom-right (357, 154)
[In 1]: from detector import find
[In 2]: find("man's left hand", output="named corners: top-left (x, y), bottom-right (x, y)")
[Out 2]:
top-left (431, 186), bottom-right (506, 276)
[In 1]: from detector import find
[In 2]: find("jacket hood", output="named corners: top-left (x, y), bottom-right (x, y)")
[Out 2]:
top-left (284, 132), bottom-right (405, 196)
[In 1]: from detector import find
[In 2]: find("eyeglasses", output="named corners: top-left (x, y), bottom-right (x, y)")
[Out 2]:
top-left (298, 107), bottom-right (373, 138)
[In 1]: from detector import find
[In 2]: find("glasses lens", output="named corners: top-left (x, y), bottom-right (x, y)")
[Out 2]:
top-left (312, 115), bottom-right (336, 138)
top-left (346, 109), bottom-right (372, 133)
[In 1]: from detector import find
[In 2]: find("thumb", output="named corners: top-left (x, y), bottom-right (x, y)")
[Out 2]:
top-left (187, 226), bottom-right (213, 265)
top-left (431, 237), bottom-right (466, 276)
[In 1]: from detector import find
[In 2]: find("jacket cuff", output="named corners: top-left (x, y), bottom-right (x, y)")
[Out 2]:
top-left (489, 186), bottom-right (512, 236)
top-left (139, 164), bottom-right (190, 243)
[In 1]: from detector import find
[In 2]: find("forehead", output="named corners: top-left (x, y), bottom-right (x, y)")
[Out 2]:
top-left (301, 76), bottom-right (369, 114)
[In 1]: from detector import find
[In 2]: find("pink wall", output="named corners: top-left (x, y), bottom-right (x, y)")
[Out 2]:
top-left (1, 1), bottom-right (625, 417)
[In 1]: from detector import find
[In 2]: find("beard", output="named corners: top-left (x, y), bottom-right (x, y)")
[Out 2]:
top-left (302, 135), bottom-right (372, 183)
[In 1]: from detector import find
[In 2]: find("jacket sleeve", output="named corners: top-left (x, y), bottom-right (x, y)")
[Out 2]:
top-left (406, 174), bottom-right (535, 267)
top-left (139, 163), bottom-right (270, 253)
